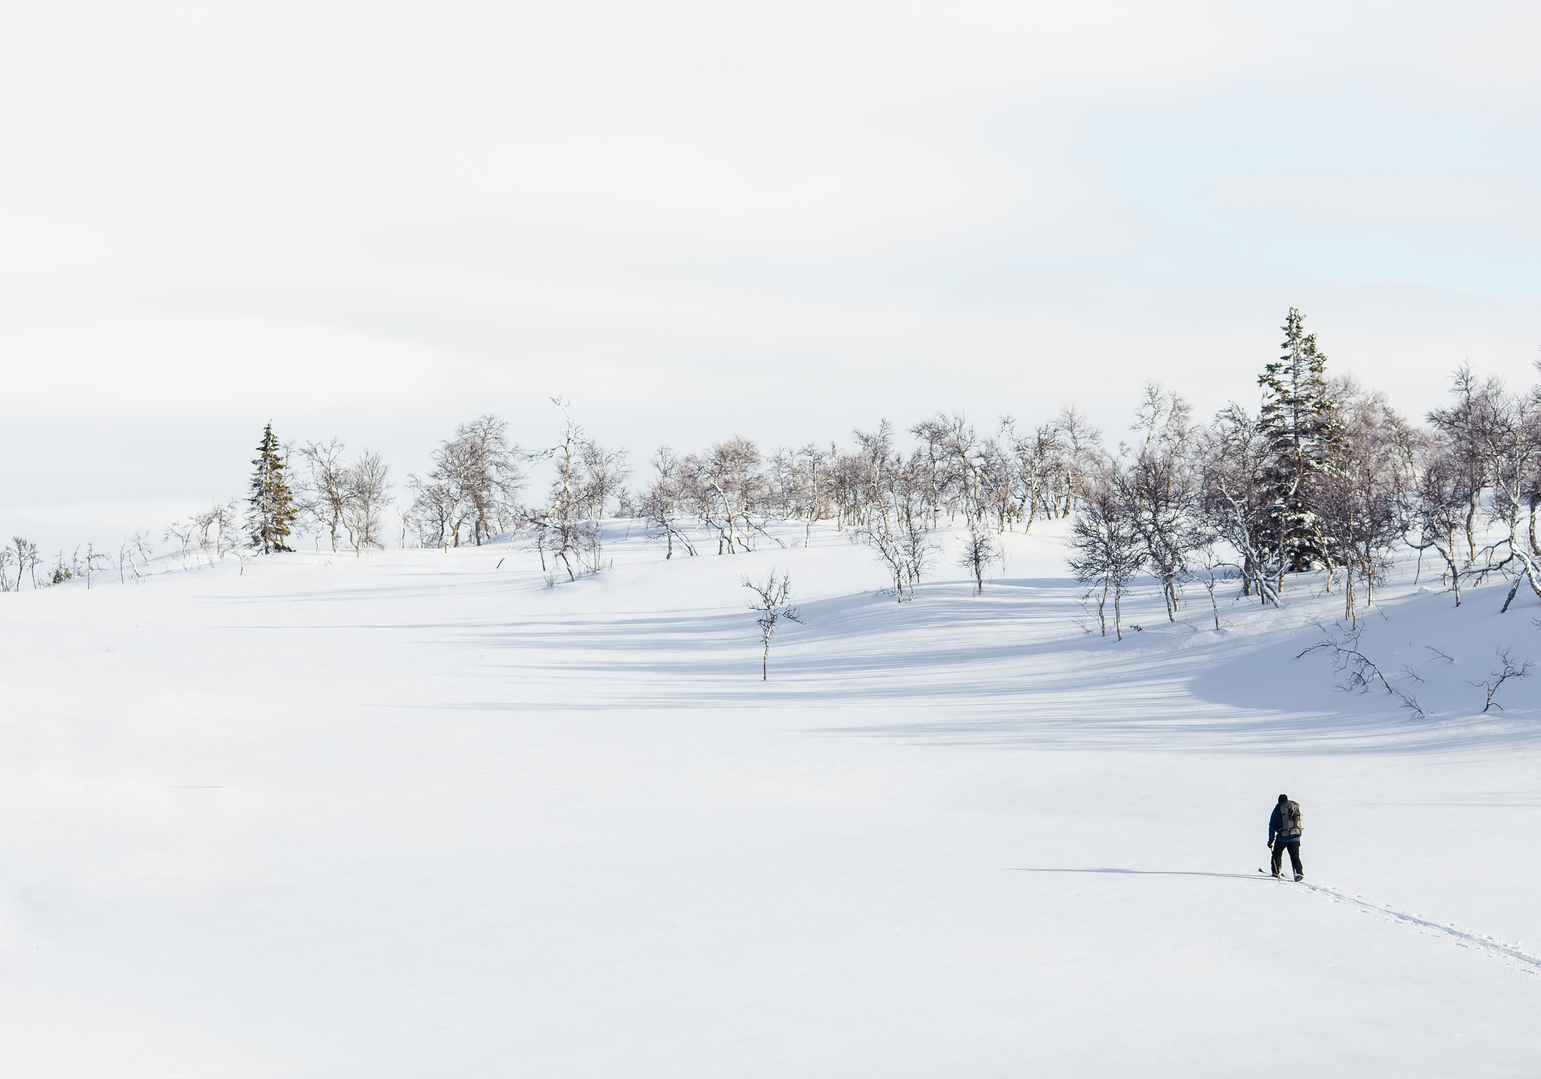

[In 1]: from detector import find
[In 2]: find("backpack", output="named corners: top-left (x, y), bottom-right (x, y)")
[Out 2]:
top-left (1281, 800), bottom-right (1303, 836)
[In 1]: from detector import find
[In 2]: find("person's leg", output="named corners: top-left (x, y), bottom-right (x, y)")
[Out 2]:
top-left (1270, 842), bottom-right (1284, 876)
top-left (1288, 842), bottom-right (1303, 879)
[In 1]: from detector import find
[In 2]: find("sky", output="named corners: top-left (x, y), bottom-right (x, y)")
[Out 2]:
top-left (2, 1), bottom-right (1538, 554)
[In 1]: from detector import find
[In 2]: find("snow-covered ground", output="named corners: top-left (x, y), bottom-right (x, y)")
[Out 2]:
top-left (3, 521), bottom-right (1539, 1076)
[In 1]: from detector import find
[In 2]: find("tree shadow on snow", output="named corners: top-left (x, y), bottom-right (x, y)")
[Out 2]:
top-left (412, 573), bottom-right (1541, 757)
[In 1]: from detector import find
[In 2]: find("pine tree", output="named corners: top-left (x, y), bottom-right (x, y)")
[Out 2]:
top-left (1257, 308), bottom-right (1341, 579)
top-left (247, 422), bottom-right (298, 554)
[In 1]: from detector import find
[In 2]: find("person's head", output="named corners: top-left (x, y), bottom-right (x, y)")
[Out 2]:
top-left (1278, 793), bottom-right (1289, 804)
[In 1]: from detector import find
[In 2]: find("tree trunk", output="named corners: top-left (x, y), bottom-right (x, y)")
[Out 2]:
top-left (1363, 544), bottom-right (1375, 608)
top-left (1465, 492), bottom-right (1479, 564)
top-left (1498, 553), bottom-right (1541, 613)
top-left (1439, 535), bottom-right (1462, 608)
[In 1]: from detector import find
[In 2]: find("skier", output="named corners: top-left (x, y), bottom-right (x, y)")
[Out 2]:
top-left (1267, 793), bottom-right (1304, 881)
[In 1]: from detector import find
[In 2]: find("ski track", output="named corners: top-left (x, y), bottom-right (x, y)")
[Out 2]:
top-left (1017, 866), bottom-right (1541, 976)
top-left (1289, 879), bottom-right (1541, 975)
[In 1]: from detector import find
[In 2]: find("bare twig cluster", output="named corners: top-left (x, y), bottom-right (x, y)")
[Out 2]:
top-left (1296, 621), bottom-right (1426, 719)
top-left (1469, 648), bottom-right (1534, 713)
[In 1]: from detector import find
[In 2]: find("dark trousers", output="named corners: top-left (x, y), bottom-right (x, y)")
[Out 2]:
top-left (1271, 839), bottom-right (1303, 878)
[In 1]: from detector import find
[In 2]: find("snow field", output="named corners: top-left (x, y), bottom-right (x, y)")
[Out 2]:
top-left (2, 520), bottom-right (1539, 1076)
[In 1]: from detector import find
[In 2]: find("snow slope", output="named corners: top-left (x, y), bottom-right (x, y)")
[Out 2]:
top-left (3, 521), bottom-right (1539, 1077)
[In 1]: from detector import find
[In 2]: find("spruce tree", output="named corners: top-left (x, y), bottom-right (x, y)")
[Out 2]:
top-left (1257, 307), bottom-right (1340, 578)
top-left (247, 422), bottom-right (298, 554)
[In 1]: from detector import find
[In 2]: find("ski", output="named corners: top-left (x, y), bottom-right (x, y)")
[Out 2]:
top-left (1257, 863), bottom-right (1306, 881)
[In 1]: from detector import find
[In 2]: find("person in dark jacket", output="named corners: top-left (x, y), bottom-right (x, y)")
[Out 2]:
top-left (1268, 793), bottom-right (1304, 881)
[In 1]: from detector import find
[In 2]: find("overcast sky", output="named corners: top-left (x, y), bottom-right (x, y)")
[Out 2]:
top-left (3, 2), bottom-right (1538, 553)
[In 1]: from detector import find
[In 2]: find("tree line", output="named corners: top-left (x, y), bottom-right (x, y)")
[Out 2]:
top-left (6, 311), bottom-right (1540, 627)
top-left (1068, 309), bottom-right (1541, 638)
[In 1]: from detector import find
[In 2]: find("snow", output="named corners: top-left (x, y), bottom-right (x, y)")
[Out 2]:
top-left (3, 521), bottom-right (1539, 1076)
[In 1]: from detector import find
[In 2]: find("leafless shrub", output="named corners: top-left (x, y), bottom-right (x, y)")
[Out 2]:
top-left (12, 537), bottom-right (40, 590)
top-left (117, 539), bottom-right (139, 583)
top-left (1187, 544), bottom-right (1239, 632)
top-left (81, 543), bottom-right (107, 590)
top-left (1469, 648), bottom-right (1534, 713)
top-left (165, 520), bottom-right (195, 571)
top-left (958, 521), bottom-right (999, 595)
top-left (744, 570), bottom-right (802, 681)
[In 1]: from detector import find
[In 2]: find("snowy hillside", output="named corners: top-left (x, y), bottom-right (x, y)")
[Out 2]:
top-left (3, 522), bottom-right (1539, 1077)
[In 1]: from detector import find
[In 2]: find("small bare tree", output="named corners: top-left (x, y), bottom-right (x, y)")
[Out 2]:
top-left (744, 570), bottom-right (802, 681)
top-left (526, 403), bottom-right (604, 581)
top-left (1318, 387), bottom-right (1413, 626)
top-left (580, 440), bottom-right (630, 520)
top-left (425, 415), bottom-right (524, 546)
top-left (1068, 475), bottom-right (1143, 640)
top-left (852, 510), bottom-right (911, 602)
top-left (117, 539), bottom-right (140, 583)
top-left (216, 511), bottom-right (248, 574)
top-left (642, 447), bottom-right (698, 559)
top-left (1188, 544), bottom-right (1233, 632)
top-left (1122, 383), bottom-right (1202, 622)
top-left (132, 532), bottom-right (154, 574)
top-left (81, 543), bottom-right (107, 590)
top-left (342, 451), bottom-right (391, 554)
top-left (297, 438), bottom-right (350, 552)
top-left (407, 475), bottom-right (460, 549)
top-left (1402, 436), bottom-right (1469, 607)
top-left (165, 519), bottom-right (195, 571)
top-left (850, 450), bottom-right (933, 603)
top-left (958, 519), bottom-right (999, 595)
top-left (189, 502), bottom-right (240, 566)
top-left (1198, 405), bottom-right (1279, 607)
top-left (13, 537), bottom-right (40, 590)
top-left (1470, 648), bottom-right (1533, 713)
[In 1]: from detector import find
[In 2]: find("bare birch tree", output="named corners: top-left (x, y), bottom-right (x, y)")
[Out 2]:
top-left (342, 451), bottom-right (391, 553)
top-left (1068, 472), bottom-right (1144, 640)
top-left (12, 537), bottom-right (40, 590)
top-left (744, 571), bottom-right (802, 681)
top-left (297, 438), bottom-right (350, 552)
top-left (959, 518), bottom-right (999, 595)
top-left (426, 416), bottom-right (523, 546)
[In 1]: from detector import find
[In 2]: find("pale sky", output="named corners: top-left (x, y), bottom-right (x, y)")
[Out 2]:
top-left (3, 2), bottom-right (1538, 553)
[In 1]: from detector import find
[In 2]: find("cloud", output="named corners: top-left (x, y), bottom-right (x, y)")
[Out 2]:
top-left (2, 1), bottom-right (1538, 554)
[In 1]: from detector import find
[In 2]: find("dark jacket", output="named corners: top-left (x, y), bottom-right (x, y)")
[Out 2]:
top-left (1269, 801), bottom-right (1303, 845)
